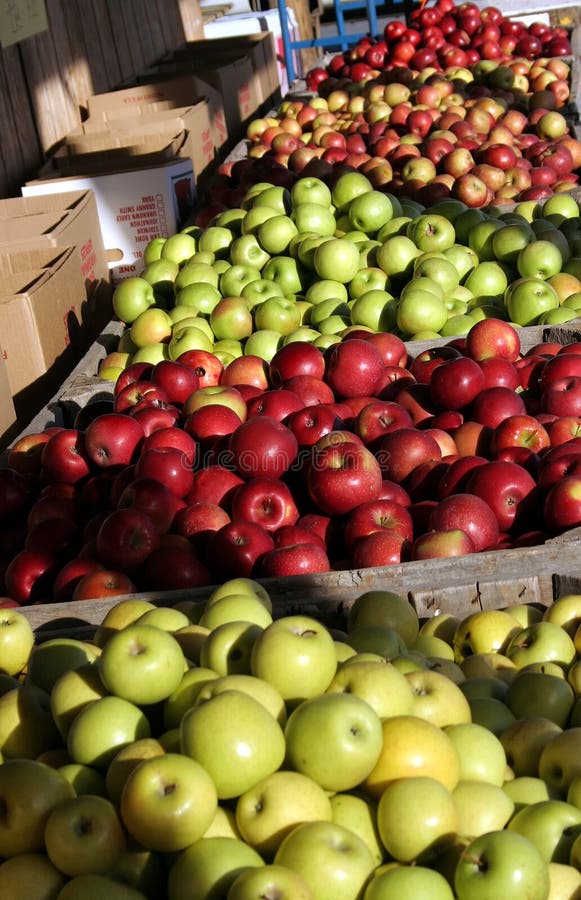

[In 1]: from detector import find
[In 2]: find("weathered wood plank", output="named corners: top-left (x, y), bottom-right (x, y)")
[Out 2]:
top-left (2, 45), bottom-right (40, 179)
top-left (19, 537), bottom-right (581, 635)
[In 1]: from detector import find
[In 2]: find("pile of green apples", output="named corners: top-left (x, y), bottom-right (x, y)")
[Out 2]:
top-left (101, 177), bottom-right (581, 380)
top-left (3, 581), bottom-right (581, 899)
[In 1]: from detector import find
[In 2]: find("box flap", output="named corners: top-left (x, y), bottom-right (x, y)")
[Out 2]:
top-left (51, 132), bottom-right (187, 175)
top-left (87, 75), bottom-right (212, 116)
top-left (0, 246), bottom-right (70, 276)
top-left (0, 190), bottom-right (90, 221)
top-left (0, 213), bottom-right (69, 243)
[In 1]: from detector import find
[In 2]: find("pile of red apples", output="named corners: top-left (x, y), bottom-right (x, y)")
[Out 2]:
top-left (306, 0), bottom-right (571, 90)
top-left (4, 317), bottom-right (581, 604)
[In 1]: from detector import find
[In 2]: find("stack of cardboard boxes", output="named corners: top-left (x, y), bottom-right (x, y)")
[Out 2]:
top-left (0, 191), bottom-right (110, 447)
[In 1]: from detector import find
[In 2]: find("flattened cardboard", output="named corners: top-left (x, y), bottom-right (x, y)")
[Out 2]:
top-left (203, 21), bottom-right (287, 99)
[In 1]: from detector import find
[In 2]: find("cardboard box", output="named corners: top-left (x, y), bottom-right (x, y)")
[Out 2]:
top-left (86, 75), bottom-right (229, 162)
top-left (0, 247), bottom-right (87, 418)
top-left (0, 191), bottom-right (109, 301)
top-left (142, 55), bottom-right (259, 146)
top-left (203, 12), bottom-right (298, 97)
top-left (0, 350), bottom-right (16, 449)
top-left (24, 158), bottom-right (195, 285)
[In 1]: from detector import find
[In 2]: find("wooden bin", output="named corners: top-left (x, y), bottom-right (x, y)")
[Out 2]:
top-left (19, 529), bottom-right (581, 640)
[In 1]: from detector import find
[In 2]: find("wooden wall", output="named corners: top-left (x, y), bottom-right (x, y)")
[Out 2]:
top-left (0, 0), bottom-right (204, 199)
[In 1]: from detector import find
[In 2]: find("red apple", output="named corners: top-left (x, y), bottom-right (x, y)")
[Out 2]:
top-left (258, 542), bottom-right (330, 577)
top-left (377, 428), bottom-right (442, 483)
top-left (324, 339), bottom-right (384, 399)
top-left (71, 568), bottom-right (136, 602)
top-left (207, 520), bottom-right (275, 577)
top-left (95, 508), bottom-right (160, 572)
top-left (307, 441), bottom-right (383, 515)
top-left (465, 460), bottom-right (539, 533)
top-left (429, 493), bottom-right (499, 551)
top-left (41, 430), bottom-right (92, 485)
top-left (229, 417), bottom-right (298, 479)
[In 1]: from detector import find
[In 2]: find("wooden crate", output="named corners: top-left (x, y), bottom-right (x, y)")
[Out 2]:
top-left (19, 530), bottom-right (581, 640)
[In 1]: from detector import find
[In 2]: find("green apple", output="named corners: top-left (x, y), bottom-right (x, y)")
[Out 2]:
top-left (539, 728), bottom-right (581, 793)
top-left (244, 329), bottom-right (285, 361)
top-left (314, 238), bottom-right (361, 283)
top-left (503, 776), bottom-right (556, 812)
top-left (169, 324), bottom-right (214, 358)
top-left (160, 232), bottom-right (197, 265)
top-left (67, 696), bottom-right (151, 771)
top-left (0, 609), bottom-right (34, 677)
top-left (132, 342), bottom-right (170, 365)
top-left (543, 595), bottom-right (581, 637)
top-left (468, 218), bottom-right (505, 261)
top-left (505, 277), bottom-right (560, 326)
top-left (518, 240), bottom-right (563, 280)
top-left (120, 752), bottom-right (217, 852)
top-left (444, 722), bottom-right (507, 786)
top-left (405, 669), bottom-right (471, 727)
top-left (414, 255), bottom-right (460, 293)
top-left (346, 625), bottom-right (407, 659)
top-left (331, 171), bottom-right (373, 210)
top-left (284, 692), bottom-right (383, 792)
top-left (250, 615), bottom-right (337, 707)
top-left (44, 793), bottom-right (125, 877)
top-left (292, 203), bottom-right (336, 237)
top-left (506, 623), bottom-right (576, 669)
top-left (204, 805), bottom-right (241, 840)
top-left (377, 775), bottom-right (457, 864)
top-left (453, 610), bottom-right (521, 662)
top-left (348, 266), bottom-right (388, 299)
top-left (251, 186), bottom-right (291, 215)
top-left (236, 770), bottom-right (332, 858)
top-left (505, 672), bottom-right (574, 727)
top-left (219, 264), bottom-right (260, 298)
top-left (241, 205), bottom-right (279, 235)
top-left (58, 763), bottom-right (107, 797)
top-left (198, 225), bottom-right (234, 257)
top-left (291, 176), bottom-right (332, 208)
top-left (491, 222), bottom-right (535, 264)
top-left (305, 279), bottom-right (348, 305)
top-left (0, 682), bottom-right (60, 759)
top-left (262, 256), bottom-right (306, 294)
top-left (0, 758), bottom-right (75, 857)
top-left (198, 594), bottom-right (272, 631)
top-left (98, 624), bottom-right (185, 706)
top-left (364, 715), bottom-right (461, 797)
top-left (412, 633), bottom-right (455, 661)
top-left (297, 235), bottom-right (333, 270)
top-left (241, 278), bottom-right (284, 309)
top-left (168, 836), bottom-right (264, 900)
top-left (326, 660), bottom-right (414, 719)
top-left (396, 290), bottom-right (448, 336)
top-left (465, 261), bottom-right (509, 303)
top-left (468, 696), bottom-right (516, 736)
top-left (348, 591), bottom-right (419, 646)
top-left (143, 236), bottom-right (166, 264)
top-left (135, 607), bottom-right (190, 632)
top-left (175, 262), bottom-right (219, 291)
top-left (51, 662), bottom-right (109, 740)
top-left (254, 297), bottom-right (301, 335)
top-left (55, 873), bottom-right (147, 899)
top-left (348, 191), bottom-right (394, 235)
top-left (141, 257), bottom-right (178, 305)
top-left (0, 852), bottom-right (67, 899)
top-left (227, 863), bottom-right (314, 899)
top-left (454, 208), bottom-right (488, 245)
top-left (162, 667), bottom-right (219, 731)
top-left (350, 290), bottom-right (397, 331)
top-left (94, 598), bottom-right (156, 647)
top-left (180, 690), bottom-right (285, 799)
top-left (454, 830), bottom-right (550, 900)
top-left (419, 613), bottom-right (459, 645)
top-left (129, 308), bottom-right (172, 347)
top-left (547, 862), bottom-right (581, 899)
top-left (209, 297), bottom-right (253, 342)
top-left (274, 821), bottom-right (375, 900)
top-left (508, 799), bottom-right (581, 863)
top-left (286, 326), bottom-right (321, 345)
top-left (112, 277), bottom-right (156, 324)
top-left (363, 864), bottom-right (455, 900)
top-left (194, 674), bottom-right (286, 727)
top-left (105, 737), bottom-right (165, 805)
top-left (407, 214), bottom-right (456, 253)
top-left (453, 780), bottom-right (514, 838)
top-left (230, 234), bottom-right (271, 270)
